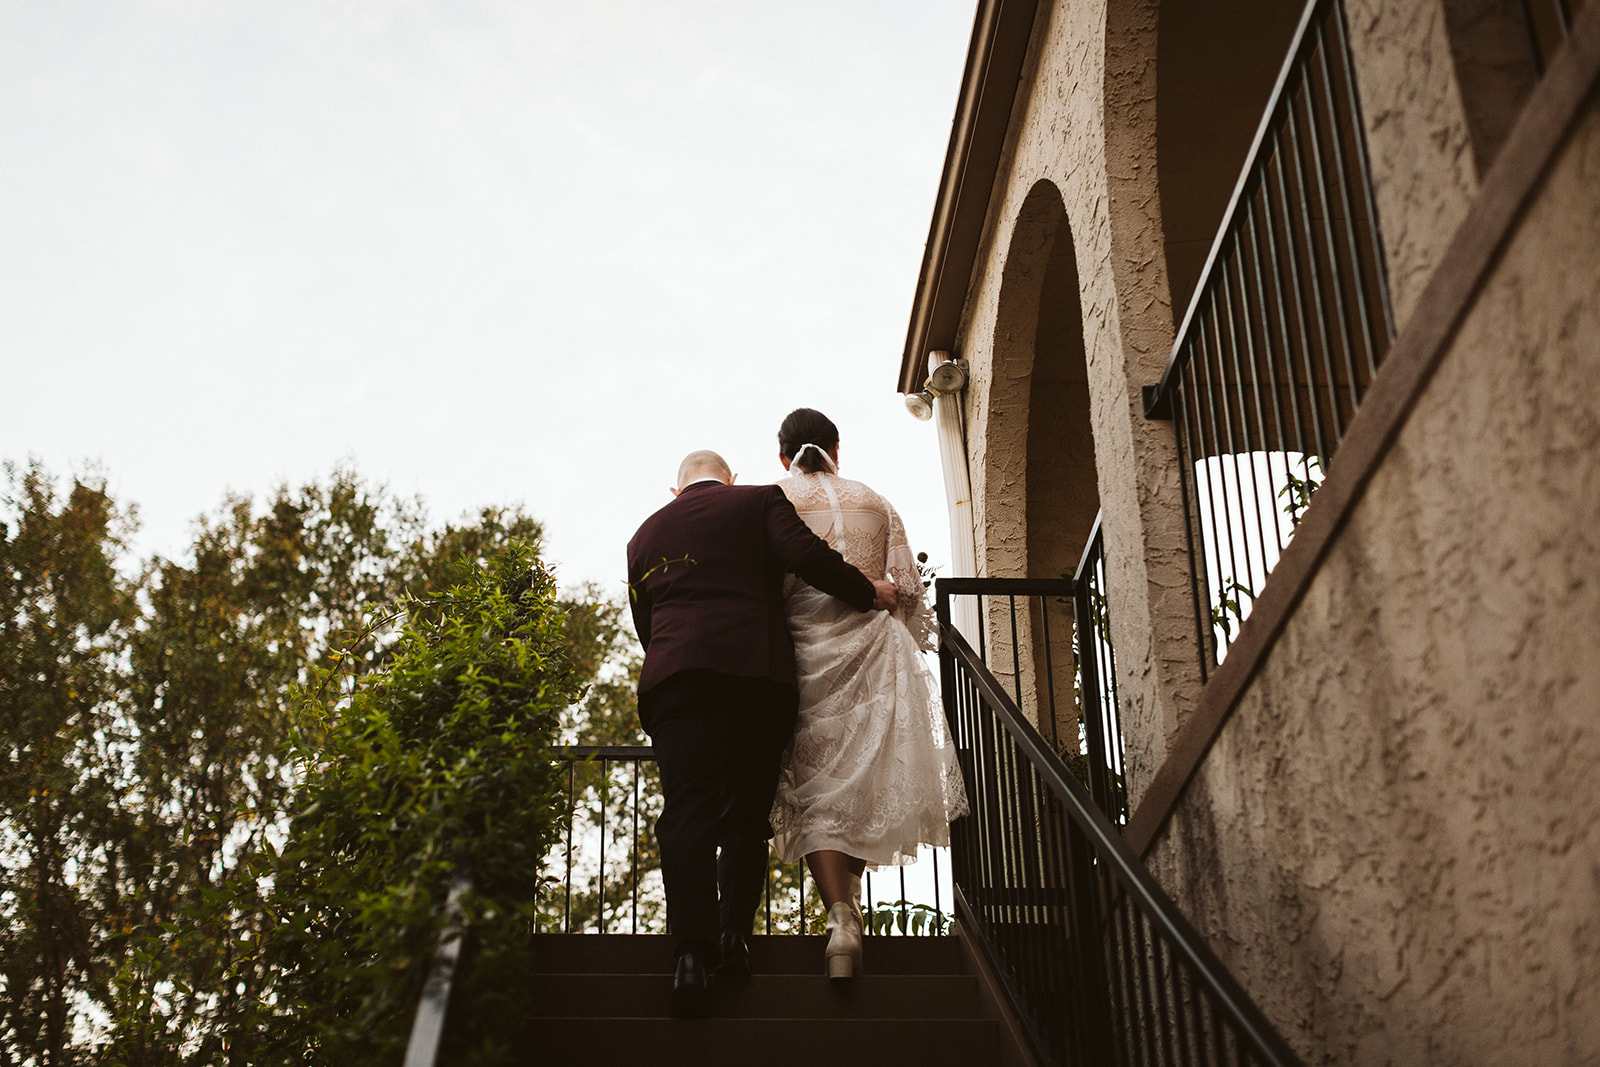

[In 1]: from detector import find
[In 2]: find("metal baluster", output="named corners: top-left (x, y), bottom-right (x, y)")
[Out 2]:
top-left (1120, 898), bottom-right (1147, 1067)
top-left (1283, 67), bottom-right (1350, 447)
top-left (564, 759), bottom-right (576, 933)
top-left (798, 862), bottom-right (807, 933)
top-left (1297, 19), bottom-right (1364, 430)
top-left (1173, 380), bottom-right (1212, 678)
top-left (1096, 551), bottom-right (1126, 819)
top-left (865, 869), bottom-right (875, 936)
top-left (1046, 775), bottom-right (1082, 1059)
top-left (1329, 0), bottom-right (1397, 348)
top-left (992, 729), bottom-right (1017, 979)
top-left (1218, 249), bottom-right (1273, 608)
top-left (598, 757), bottom-right (608, 933)
top-left (1008, 594), bottom-right (1023, 708)
top-left (630, 759), bottom-right (640, 934)
top-left (1311, 17), bottom-right (1382, 386)
top-left (1209, 988), bottom-right (1232, 1066)
top-left (1076, 571), bottom-right (1112, 816)
top-left (1243, 181), bottom-right (1300, 553)
top-left (976, 592), bottom-right (987, 662)
top-left (1151, 933), bottom-right (1179, 1065)
top-left (1199, 307), bottom-right (1252, 641)
top-left (1172, 957), bottom-right (1202, 1067)
top-left (1189, 328), bottom-right (1234, 662)
top-left (1012, 758), bottom-right (1041, 1013)
top-left (1038, 594), bottom-right (1060, 751)
top-left (1227, 221), bottom-right (1281, 581)
top-left (1274, 79), bottom-right (1335, 466)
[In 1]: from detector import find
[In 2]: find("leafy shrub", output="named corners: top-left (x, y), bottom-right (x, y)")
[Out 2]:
top-left (249, 541), bottom-right (580, 1064)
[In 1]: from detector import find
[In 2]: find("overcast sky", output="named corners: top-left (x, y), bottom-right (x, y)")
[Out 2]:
top-left (1, 1), bottom-right (972, 599)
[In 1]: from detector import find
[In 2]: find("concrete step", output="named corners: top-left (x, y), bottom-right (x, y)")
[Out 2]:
top-left (530, 933), bottom-right (962, 976)
top-left (526, 971), bottom-right (979, 1020)
top-left (525, 1016), bottom-right (999, 1066)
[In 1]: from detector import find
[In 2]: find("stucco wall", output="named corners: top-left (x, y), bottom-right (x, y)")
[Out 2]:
top-left (1146, 101), bottom-right (1600, 1065)
top-left (955, 0), bottom-right (1199, 804)
top-left (1344, 0), bottom-right (1482, 327)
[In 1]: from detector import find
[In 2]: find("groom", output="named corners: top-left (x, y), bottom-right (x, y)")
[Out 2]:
top-left (627, 449), bottom-right (895, 1017)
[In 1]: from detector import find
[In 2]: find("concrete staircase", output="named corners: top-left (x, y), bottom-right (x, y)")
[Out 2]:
top-left (528, 933), bottom-right (1011, 1065)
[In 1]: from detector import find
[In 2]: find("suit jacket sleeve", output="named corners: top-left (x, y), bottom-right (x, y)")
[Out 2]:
top-left (763, 488), bottom-right (876, 611)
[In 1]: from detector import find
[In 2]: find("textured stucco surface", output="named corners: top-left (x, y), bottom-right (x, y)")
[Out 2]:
top-left (1147, 102), bottom-right (1600, 1065)
top-left (1344, 0), bottom-right (1481, 327)
top-left (955, 0), bottom-right (1200, 804)
top-left (1438, 0), bottom-right (1540, 173)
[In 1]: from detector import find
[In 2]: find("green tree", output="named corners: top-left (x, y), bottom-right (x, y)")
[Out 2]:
top-left (247, 543), bottom-right (580, 1065)
top-left (106, 472), bottom-right (437, 1063)
top-left (0, 462), bottom-right (640, 1064)
top-left (0, 463), bottom-right (137, 1066)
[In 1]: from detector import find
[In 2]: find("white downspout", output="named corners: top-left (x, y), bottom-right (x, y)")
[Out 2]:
top-left (928, 350), bottom-right (980, 643)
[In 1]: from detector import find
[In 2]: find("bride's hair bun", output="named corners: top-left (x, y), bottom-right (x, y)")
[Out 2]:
top-left (778, 408), bottom-right (840, 473)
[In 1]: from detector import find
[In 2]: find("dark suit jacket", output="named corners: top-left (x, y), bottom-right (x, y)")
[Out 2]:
top-left (627, 480), bottom-right (876, 695)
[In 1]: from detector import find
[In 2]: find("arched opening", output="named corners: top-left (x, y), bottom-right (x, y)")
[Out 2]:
top-left (983, 179), bottom-right (1098, 746)
top-left (985, 179), bottom-right (1100, 581)
top-left (1157, 0), bottom-right (1305, 318)
top-left (1025, 209), bottom-right (1097, 582)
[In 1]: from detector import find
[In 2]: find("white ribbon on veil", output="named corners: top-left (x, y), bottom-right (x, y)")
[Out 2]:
top-left (790, 442), bottom-right (846, 550)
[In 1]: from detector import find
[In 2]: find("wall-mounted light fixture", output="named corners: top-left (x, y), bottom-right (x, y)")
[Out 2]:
top-left (904, 356), bottom-right (968, 420)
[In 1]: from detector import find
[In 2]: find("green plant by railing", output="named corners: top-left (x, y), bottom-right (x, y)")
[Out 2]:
top-left (232, 542), bottom-right (582, 1066)
top-left (868, 899), bottom-right (950, 937)
top-left (1277, 454), bottom-right (1324, 528)
top-left (1209, 577), bottom-right (1255, 641)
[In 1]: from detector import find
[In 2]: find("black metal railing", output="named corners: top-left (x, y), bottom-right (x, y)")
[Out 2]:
top-left (936, 530), bottom-right (1126, 824)
top-left (537, 746), bottom-right (661, 935)
top-left (936, 608), bottom-right (1303, 1066)
top-left (1519, 0), bottom-right (1586, 75)
top-left (1144, 0), bottom-right (1395, 677)
top-left (1071, 517), bottom-right (1126, 821)
top-left (535, 746), bottom-right (954, 937)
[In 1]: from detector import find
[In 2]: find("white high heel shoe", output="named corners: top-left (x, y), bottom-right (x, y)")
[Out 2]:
top-left (825, 901), bottom-right (863, 980)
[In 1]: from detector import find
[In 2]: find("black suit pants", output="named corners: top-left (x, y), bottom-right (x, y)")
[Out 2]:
top-left (639, 669), bottom-right (798, 956)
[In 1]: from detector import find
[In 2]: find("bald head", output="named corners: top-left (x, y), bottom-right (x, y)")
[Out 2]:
top-left (675, 450), bottom-right (733, 492)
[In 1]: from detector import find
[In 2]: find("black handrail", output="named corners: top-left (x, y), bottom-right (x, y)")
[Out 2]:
top-left (934, 595), bottom-right (1303, 1066)
top-left (1144, 0), bottom-right (1395, 676)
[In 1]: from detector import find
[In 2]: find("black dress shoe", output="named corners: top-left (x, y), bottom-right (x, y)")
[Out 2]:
top-left (717, 930), bottom-right (750, 977)
top-left (671, 948), bottom-right (711, 1018)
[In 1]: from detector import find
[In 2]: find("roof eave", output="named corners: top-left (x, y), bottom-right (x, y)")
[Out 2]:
top-left (898, 0), bottom-right (1040, 394)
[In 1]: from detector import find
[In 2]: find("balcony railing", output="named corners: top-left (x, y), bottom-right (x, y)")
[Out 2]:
top-left (534, 745), bottom-right (955, 938)
top-left (936, 609), bottom-right (1302, 1066)
top-left (1144, 0), bottom-right (1396, 677)
top-left (935, 520), bottom-right (1126, 824)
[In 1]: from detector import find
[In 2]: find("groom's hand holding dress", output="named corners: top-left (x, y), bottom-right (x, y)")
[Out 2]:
top-left (626, 450), bottom-right (887, 1017)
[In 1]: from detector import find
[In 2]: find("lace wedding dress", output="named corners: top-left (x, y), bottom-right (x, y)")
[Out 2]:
top-left (769, 462), bottom-right (968, 868)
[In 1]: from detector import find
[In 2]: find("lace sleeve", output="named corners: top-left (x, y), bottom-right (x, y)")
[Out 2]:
top-left (883, 494), bottom-right (937, 651)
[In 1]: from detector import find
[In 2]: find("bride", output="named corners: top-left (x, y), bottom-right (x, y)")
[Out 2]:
top-left (767, 407), bottom-right (968, 980)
